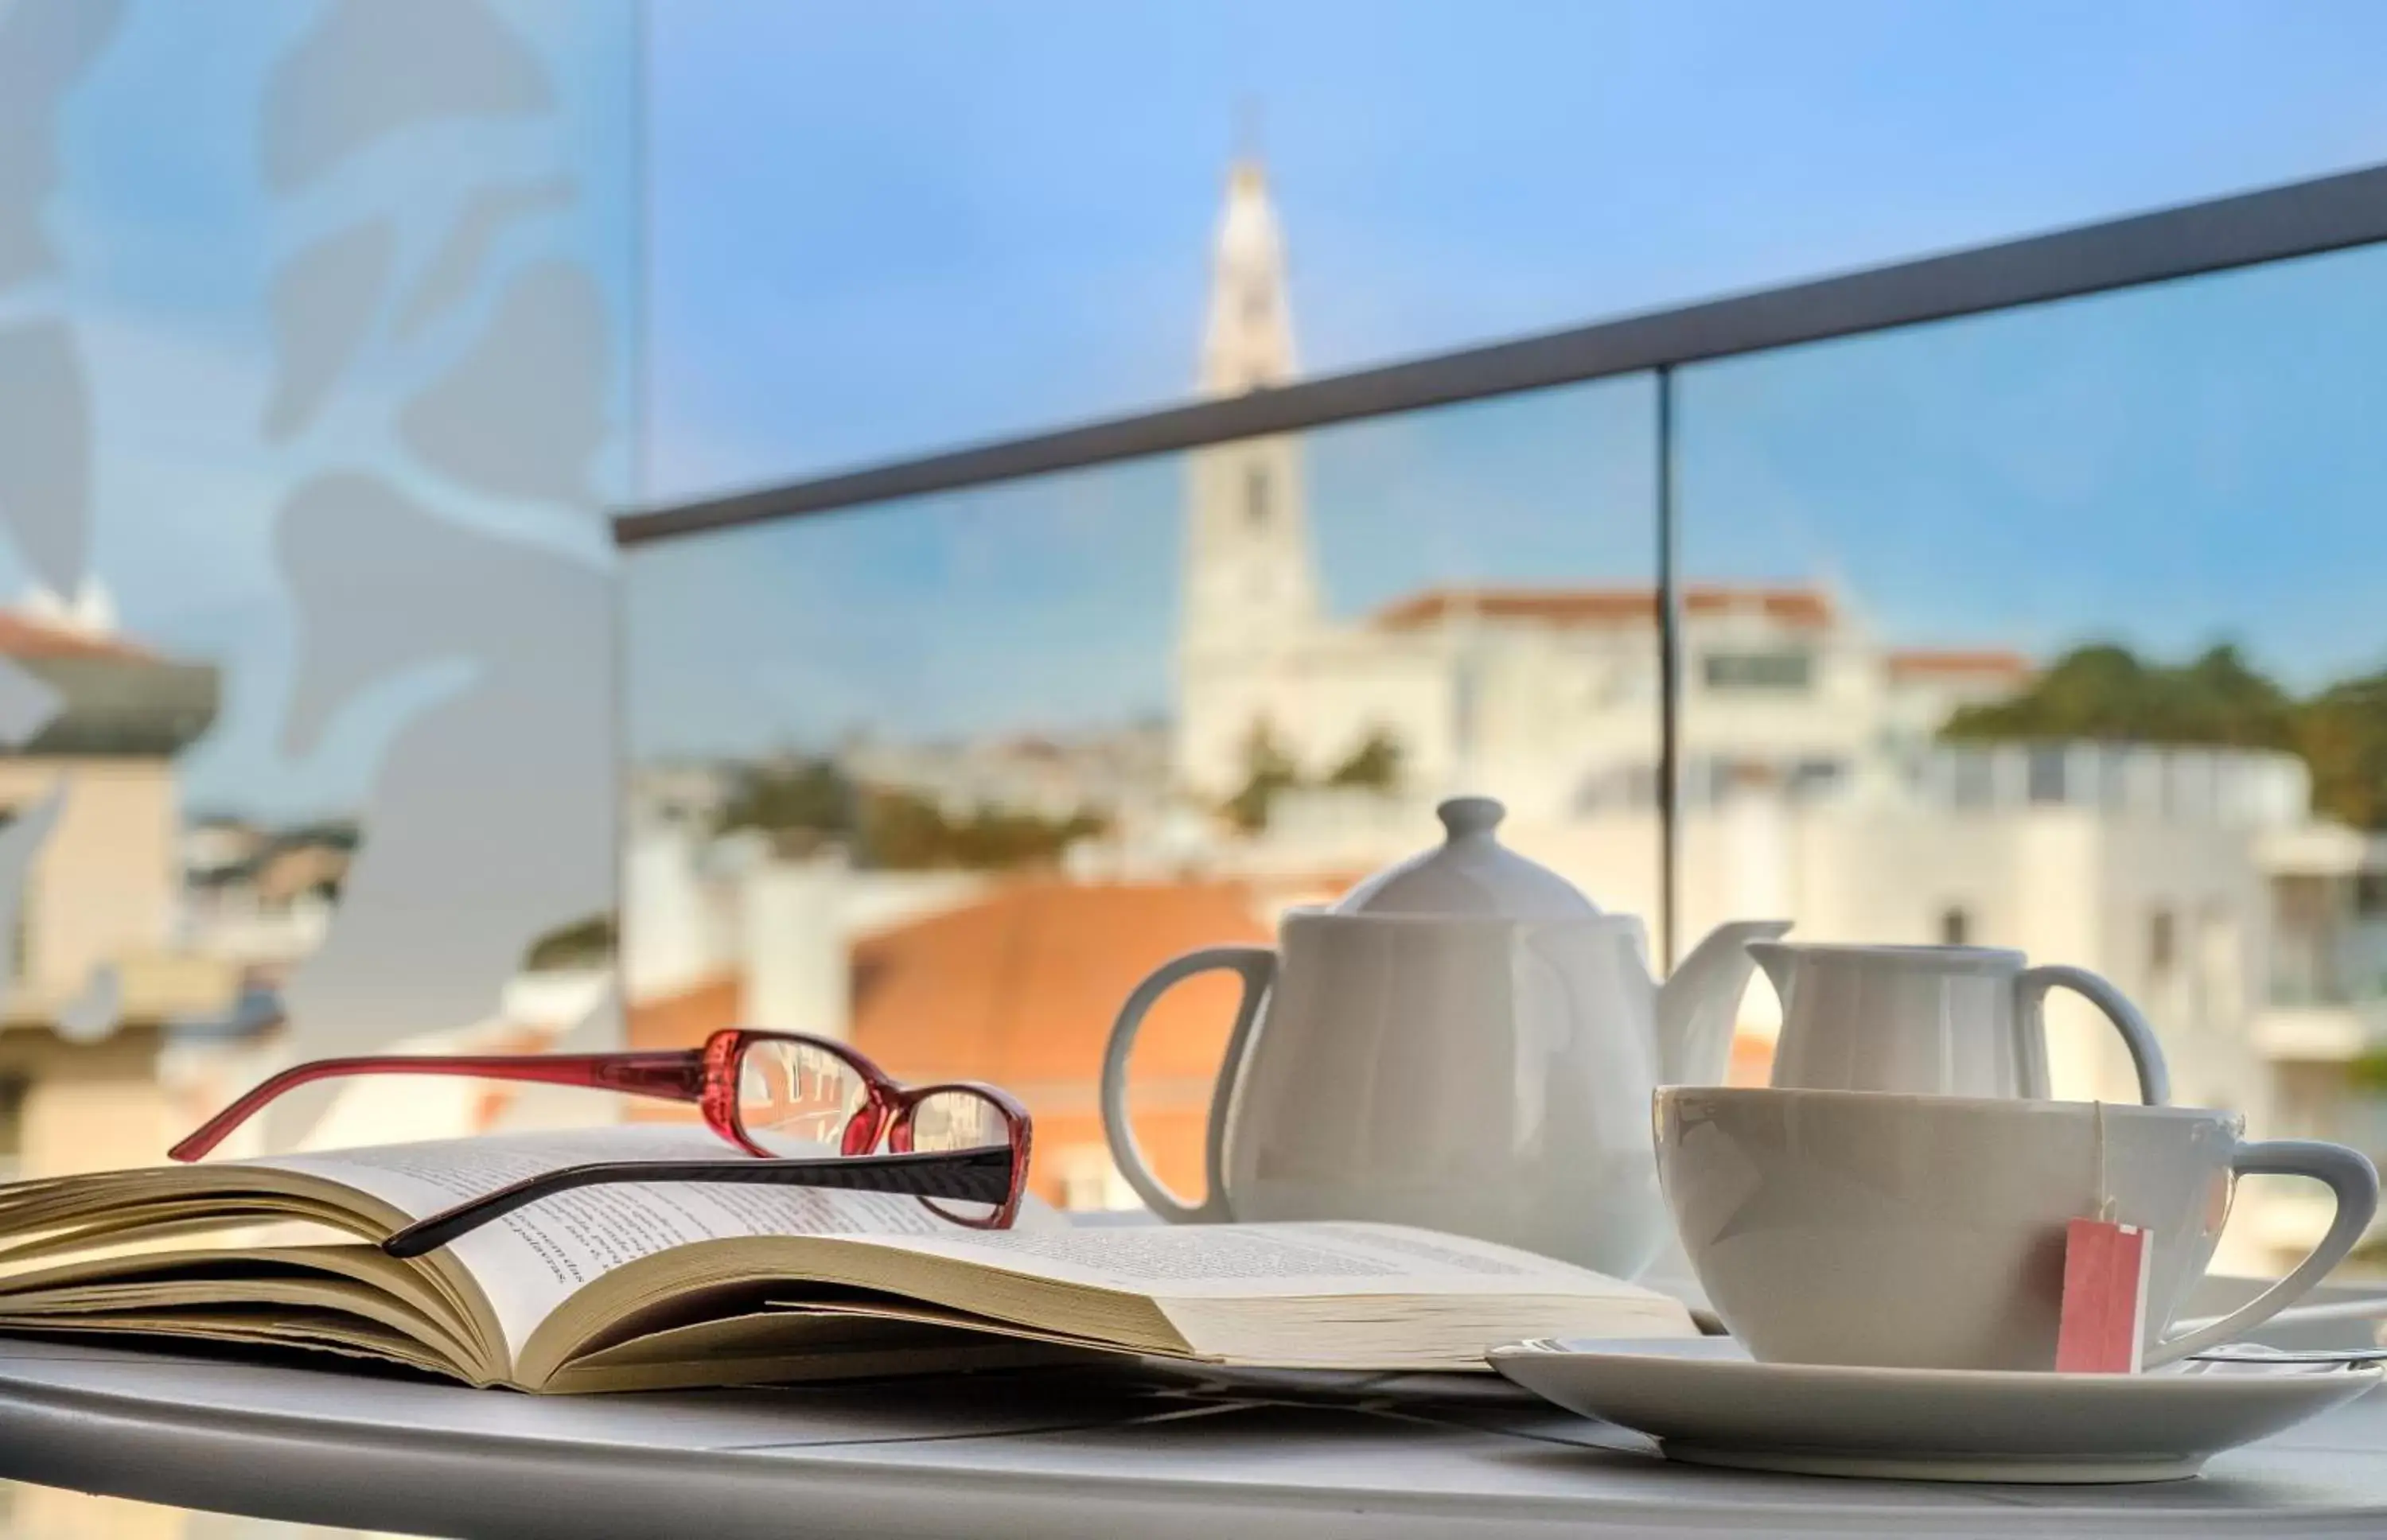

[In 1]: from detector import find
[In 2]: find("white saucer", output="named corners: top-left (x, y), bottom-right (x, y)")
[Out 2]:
top-left (1487, 1336), bottom-right (2382, 1484)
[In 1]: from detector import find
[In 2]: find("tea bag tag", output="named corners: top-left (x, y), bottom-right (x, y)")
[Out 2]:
top-left (2057, 1219), bottom-right (2152, 1372)
top-left (2057, 1102), bottom-right (2152, 1374)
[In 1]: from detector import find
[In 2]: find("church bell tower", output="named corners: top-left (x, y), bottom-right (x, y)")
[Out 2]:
top-left (1180, 159), bottom-right (1318, 667)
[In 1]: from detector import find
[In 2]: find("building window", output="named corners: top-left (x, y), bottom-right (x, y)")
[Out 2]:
top-left (1939, 906), bottom-right (1972, 945)
top-left (1702, 650), bottom-right (1813, 692)
top-left (1244, 465), bottom-right (1270, 529)
top-left (2197, 904), bottom-right (2239, 1028)
top-left (1787, 756), bottom-right (1847, 800)
top-left (1949, 752), bottom-right (1996, 809)
top-left (2027, 747), bottom-right (2070, 804)
top-left (1679, 757), bottom-right (1720, 810)
top-left (2149, 908), bottom-right (2177, 974)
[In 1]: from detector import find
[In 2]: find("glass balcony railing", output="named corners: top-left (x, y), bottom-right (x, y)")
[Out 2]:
top-left (628, 201), bottom-right (2387, 1293)
top-left (10, 1), bottom-right (2387, 1534)
top-left (625, 376), bottom-right (1664, 1212)
top-left (1672, 243), bottom-right (2387, 1169)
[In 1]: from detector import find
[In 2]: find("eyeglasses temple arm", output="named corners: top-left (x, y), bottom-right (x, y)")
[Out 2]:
top-left (380, 1145), bottom-right (1018, 1258)
top-left (168, 1052), bottom-right (710, 1161)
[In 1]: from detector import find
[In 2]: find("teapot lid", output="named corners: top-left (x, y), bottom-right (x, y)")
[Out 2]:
top-left (1331, 797), bottom-right (1601, 919)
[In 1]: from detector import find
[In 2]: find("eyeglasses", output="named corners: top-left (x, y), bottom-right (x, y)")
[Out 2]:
top-left (169, 1029), bottom-right (1033, 1250)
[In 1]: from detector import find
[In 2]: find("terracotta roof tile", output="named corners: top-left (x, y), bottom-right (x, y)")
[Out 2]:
top-left (1371, 584), bottom-right (1833, 631)
top-left (621, 882), bottom-right (1277, 1204)
top-left (627, 972), bottom-right (742, 1052)
top-left (847, 879), bottom-right (1269, 1087)
top-left (0, 612), bottom-right (154, 663)
top-left (625, 881), bottom-right (1275, 1081)
top-left (1885, 648), bottom-right (2033, 679)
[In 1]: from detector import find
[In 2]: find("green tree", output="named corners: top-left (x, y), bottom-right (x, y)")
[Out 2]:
top-left (1326, 728), bottom-right (1404, 791)
top-left (859, 788), bottom-right (950, 869)
top-left (717, 759), bottom-right (856, 839)
top-left (2296, 672), bottom-right (2387, 833)
top-left (860, 788), bottom-right (1104, 870)
top-left (716, 760), bottom-right (1103, 869)
top-left (1224, 721), bottom-right (1299, 833)
top-left (521, 912), bottom-right (615, 970)
top-left (1941, 642), bottom-right (2387, 830)
top-left (1941, 643), bottom-right (2295, 749)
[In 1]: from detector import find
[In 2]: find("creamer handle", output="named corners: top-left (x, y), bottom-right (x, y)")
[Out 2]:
top-left (2016, 964), bottom-right (2171, 1104)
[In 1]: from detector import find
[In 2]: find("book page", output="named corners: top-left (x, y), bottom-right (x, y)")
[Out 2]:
top-left (256, 1126), bottom-right (1001, 1363)
top-left (858, 1221), bottom-right (1665, 1301)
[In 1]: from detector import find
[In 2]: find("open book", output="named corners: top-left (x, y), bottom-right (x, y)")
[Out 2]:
top-left (0, 1126), bottom-right (1696, 1392)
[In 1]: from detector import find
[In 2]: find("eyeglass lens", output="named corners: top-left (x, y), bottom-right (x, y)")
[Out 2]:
top-left (897, 1087), bottom-right (1014, 1225)
top-left (735, 1038), bottom-right (872, 1156)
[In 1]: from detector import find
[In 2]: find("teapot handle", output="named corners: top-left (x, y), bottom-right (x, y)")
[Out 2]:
top-left (1100, 946), bottom-right (1276, 1223)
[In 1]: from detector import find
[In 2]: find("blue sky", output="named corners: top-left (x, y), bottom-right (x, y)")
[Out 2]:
top-left (627, 377), bottom-right (1663, 758)
top-left (646, 0), bottom-right (2387, 495)
top-left (631, 0), bottom-right (2387, 760)
top-left (39, 0), bottom-right (633, 816)
top-left (629, 239), bottom-right (2387, 760)
top-left (30, 1), bottom-right (2387, 794)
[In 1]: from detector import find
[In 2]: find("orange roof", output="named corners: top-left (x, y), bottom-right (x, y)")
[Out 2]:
top-left (1886, 648), bottom-right (2032, 679)
top-left (0, 612), bottom-right (154, 663)
top-left (628, 972), bottom-right (742, 1052)
top-left (622, 881), bottom-right (1268, 1204)
top-left (848, 879), bottom-right (1269, 1087)
top-left (1372, 584), bottom-right (1833, 632)
top-left (624, 878), bottom-right (1275, 1087)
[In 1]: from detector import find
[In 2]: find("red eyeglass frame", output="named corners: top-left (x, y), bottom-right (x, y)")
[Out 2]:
top-left (169, 1028), bottom-right (1034, 1229)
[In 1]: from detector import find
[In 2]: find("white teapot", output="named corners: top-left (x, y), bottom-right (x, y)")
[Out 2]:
top-left (1100, 796), bottom-right (1789, 1277)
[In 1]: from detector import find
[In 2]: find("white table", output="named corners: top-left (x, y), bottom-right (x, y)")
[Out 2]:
top-left (1, 1337), bottom-right (2385, 1538)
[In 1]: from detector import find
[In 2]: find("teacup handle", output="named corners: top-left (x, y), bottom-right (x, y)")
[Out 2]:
top-left (2015, 965), bottom-right (2171, 1104)
top-left (2144, 1139), bottom-right (2381, 1367)
top-left (1100, 946), bottom-right (1275, 1223)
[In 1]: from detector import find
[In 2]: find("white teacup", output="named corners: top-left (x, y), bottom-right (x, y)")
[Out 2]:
top-left (1655, 1086), bottom-right (2379, 1371)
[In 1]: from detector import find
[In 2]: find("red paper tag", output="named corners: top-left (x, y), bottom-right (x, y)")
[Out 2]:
top-left (2055, 1216), bottom-right (2152, 1373)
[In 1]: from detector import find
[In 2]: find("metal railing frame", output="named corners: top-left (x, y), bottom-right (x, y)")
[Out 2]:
top-left (613, 162), bottom-right (2387, 960)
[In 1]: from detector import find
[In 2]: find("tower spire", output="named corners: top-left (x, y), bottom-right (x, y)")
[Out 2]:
top-left (1199, 147), bottom-right (1295, 396)
top-left (1175, 151), bottom-right (1321, 795)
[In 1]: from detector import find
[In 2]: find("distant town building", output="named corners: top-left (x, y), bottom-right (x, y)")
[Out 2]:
top-left (1174, 161), bottom-right (2029, 819)
top-left (1168, 159), bottom-right (2387, 1271)
top-left (621, 160), bottom-right (2387, 1278)
top-left (844, 724), bottom-right (1170, 828)
top-left (0, 605), bottom-right (251, 1179)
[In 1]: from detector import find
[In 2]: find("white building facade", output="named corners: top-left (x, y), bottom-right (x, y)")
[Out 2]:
top-left (1171, 161), bottom-right (2387, 1270)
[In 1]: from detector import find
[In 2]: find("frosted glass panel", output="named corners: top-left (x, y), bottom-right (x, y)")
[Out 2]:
top-left (0, 0), bottom-right (637, 1530)
top-left (0, 0), bottom-right (635, 1172)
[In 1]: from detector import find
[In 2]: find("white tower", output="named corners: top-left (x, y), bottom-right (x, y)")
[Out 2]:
top-left (1182, 160), bottom-right (1317, 654)
top-left (1177, 159), bottom-right (1320, 794)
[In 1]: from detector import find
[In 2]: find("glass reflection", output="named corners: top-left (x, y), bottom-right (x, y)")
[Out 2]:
top-left (627, 165), bottom-right (1660, 1213)
top-left (1675, 243), bottom-right (2387, 1276)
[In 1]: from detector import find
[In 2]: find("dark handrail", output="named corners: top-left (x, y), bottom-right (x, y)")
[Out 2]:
top-left (615, 161), bottom-right (2387, 546)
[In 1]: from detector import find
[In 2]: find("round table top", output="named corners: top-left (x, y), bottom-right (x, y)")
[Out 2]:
top-left (3, 1336), bottom-right (2387, 1538)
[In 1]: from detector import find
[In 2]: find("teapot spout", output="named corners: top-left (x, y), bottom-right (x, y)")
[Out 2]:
top-left (1656, 920), bottom-right (1793, 1086)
